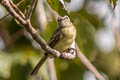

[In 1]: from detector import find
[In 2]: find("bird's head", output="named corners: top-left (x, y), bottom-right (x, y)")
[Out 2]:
top-left (57, 16), bottom-right (72, 28)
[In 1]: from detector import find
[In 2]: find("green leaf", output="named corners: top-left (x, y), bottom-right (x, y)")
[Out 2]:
top-left (46, 0), bottom-right (68, 16)
top-left (47, 0), bottom-right (59, 12)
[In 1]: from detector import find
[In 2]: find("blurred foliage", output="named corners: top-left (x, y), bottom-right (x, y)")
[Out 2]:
top-left (16, 0), bottom-right (32, 14)
top-left (109, 0), bottom-right (118, 9)
top-left (9, 62), bottom-right (32, 80)
top-left (46, 0), bottom-right (68, 16)
top-left (0, 0), bottom-right (120, 80)
top-left (70, 11), bottom-right (97, 59)
top-left (64, 0), bottom-right (71, 3)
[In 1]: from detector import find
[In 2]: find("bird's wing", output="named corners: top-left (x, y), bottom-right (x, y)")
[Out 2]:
top-left (48, 28), bottom-right (62, 48)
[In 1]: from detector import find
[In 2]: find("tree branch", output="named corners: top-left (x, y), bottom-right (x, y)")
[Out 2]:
top-left (9, 0), bottom-right (25, 19)
top-left (1, 0), bottom-right (26, 24)
top-left (0, 0), bottom-right (24, 21)
top-left (0, 13), bottom-right (9, 21)
top-left (25, 0), bottom-right (38, 19)
top-left (48, 59), bottom-right (57, 80)
top-left (0, 0), bottom-right (76, 60)
top-left (75, 44), bottom-right (105, 80)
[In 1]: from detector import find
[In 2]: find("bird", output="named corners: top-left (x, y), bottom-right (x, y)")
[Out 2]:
top-left (31, 15), bottom-right (76, 75)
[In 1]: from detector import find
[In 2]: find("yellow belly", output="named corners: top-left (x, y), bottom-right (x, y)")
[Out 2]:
top-left (53, 37), bottom-right (73, 51)
top-left (53, 26), bottom-right (76, 52)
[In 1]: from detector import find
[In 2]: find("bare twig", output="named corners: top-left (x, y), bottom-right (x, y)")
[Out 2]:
top-left (76, 44), bottom-right (105, 80)
top-left (0, 0), bottom-right (24, 21)
top-left (16, 0), bottom-right (24, 6)
top-left (1, 0), bottom-right (26, 24)
top-left (0, 14), bottom-right (9, 21)
top-left (25, 0), bottom-right (38, 19)
top-left (9, 0), bottom-right (25, 19)
top-left (0, 0), bottom-right (76, 60)
top-left (48, 59), bottom-right (57, 80)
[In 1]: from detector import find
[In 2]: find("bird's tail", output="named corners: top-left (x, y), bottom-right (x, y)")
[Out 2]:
top-left (31, 54), bottom-right (48, 75)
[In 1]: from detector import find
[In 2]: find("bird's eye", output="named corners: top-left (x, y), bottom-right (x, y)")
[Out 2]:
top-left (57, 17), bottom-right (62, 21)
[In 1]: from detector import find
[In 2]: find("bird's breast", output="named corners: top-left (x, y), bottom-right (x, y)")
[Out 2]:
top-left (54, 26), bottom-right (76, 51)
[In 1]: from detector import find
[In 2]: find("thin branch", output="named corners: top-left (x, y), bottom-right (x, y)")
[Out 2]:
top-left (0, 14), bottom-right (9, 21)
top-left (0, 0), bottom-right (76, 60)
top-left (48, 59), bottom-right (57, 80)
top-left (1, 0), bottom-right (26, 25)
top-left (16, 0), bottom-right (24, 6)
top-left (9, 0), bottom-right (25, 19)
top-left (75, 44), bottom-right (105, 80)
top-left (0, 0), bottom-right (24, 21)
top-left (25, 0), bottom-right (38, 19)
